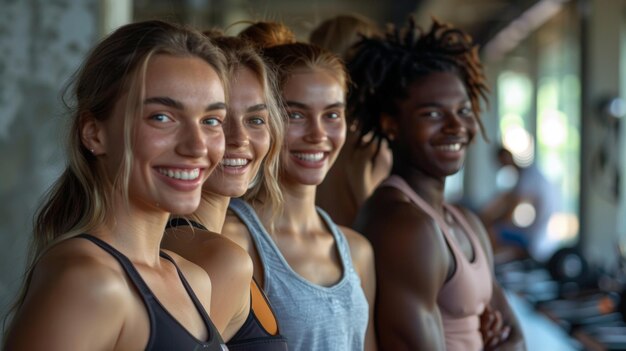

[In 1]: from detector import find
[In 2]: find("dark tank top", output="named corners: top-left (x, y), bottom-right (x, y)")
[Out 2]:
top-left (166, 218), bottom-right (288, 351)
top-left (76, 234), bottom-right (226, 351)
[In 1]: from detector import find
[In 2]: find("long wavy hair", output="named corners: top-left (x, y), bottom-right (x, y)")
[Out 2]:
top-left (205, 34), bottom-right (285, 220)
top-left (3, 20), bottom-right (227, 337)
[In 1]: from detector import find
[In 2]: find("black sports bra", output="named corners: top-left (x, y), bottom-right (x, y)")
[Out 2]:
top-left (166, 218), bottom-right (288, 351)
top-left (77, 234), bottom-right (226, 351)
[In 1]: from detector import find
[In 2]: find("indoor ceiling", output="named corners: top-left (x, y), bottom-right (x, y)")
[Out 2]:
top-left (415, 0), bottom-right (542, 47)
top-left (133, 0), bottom-right (542, 49)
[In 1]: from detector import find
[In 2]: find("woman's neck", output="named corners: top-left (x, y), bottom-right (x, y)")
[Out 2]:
top-left (94, 197), bottom-right (169, 266)
top-left (193, 191), bottom-right (230, 233)
top-left (256, 181), bottom-right (321, 235)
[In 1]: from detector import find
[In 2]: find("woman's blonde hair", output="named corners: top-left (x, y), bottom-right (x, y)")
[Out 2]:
top-left (205, 34), bottom-right (285, 219)
top-left (4, 20), bottom-right (227, 336)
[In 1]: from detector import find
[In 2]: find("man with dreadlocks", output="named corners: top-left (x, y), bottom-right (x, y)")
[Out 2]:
top-left (351, 18), bottom-right (526, 351)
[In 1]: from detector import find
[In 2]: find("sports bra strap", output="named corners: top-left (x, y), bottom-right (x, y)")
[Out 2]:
top-left (76, 234), bottom-right (213, 329)
top-left (76, 233), bottom-right (154, 296)
top-left (167, 217), bottom-right (208, 231)
top-left (250, 277), bottom-right (279, 335)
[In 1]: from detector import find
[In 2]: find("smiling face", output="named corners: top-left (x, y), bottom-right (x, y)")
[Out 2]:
top-left (101, 54), bottom-right (226, 215)
top-left (384, 71), bottom-right (477, 179)
top-left (204, 66), bottom-right (271, 197)
top-left (281, 69), bottom-right (346, 186)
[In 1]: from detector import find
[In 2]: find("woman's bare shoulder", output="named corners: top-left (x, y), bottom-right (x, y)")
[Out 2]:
top-left (339, 226), bottom-right (374, 272)
top-left (222, 211), bottom-right (256, 252)
top-left (163, 224), bottom-right (251, 272)
top-left (163, 233), bottom-right (252, 285)
top-left (35, 237), bottom-right (131, 291)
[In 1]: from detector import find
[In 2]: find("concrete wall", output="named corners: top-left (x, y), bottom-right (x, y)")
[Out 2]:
top-left (0, 0), bottom-right (99, 328)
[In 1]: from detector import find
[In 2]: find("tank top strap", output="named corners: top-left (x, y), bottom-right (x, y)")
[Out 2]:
top-left (76, 234), bottom-right (225, 350)
top-left (228, 198), bottom-right (281, 286)
top-left (158, 251), bottom-right (214, 328)
top-left (76, 233), bottom-right (154, 296)
top-left (444, 205), bottom-right (488, 264)
top-left (381, 176), bottom-right (486, 266)
top-left (166, 217), bottom-right (208, 230)
top-left (380, 176), bottom-right (457, 245)
top-left (316, 207), bottom-right (355, 273)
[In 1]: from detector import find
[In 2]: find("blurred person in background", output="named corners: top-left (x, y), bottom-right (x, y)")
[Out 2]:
top-left (480, 146), bottom-right (562, 263)
top-left (310, 14), bottom-right (393, 227)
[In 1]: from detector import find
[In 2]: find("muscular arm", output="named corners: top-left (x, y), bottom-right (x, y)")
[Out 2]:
top-left (341, 226), bottom-right (378, 351)
top-left (5, 252), bottom-right (128, 351)
top-left (461, 209), bottom-right (526, 351)
top-left (354, 190), bottom-right (450, 350)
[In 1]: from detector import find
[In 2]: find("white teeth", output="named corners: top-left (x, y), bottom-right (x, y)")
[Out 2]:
top-left (293, 152), bottom-right (324, 162)
top-left (221, 158), bottom-right (249, 167)
top-left (157, 168), bottom-right (200, 180)
top-left (436, 143), bottom-right (461, 152)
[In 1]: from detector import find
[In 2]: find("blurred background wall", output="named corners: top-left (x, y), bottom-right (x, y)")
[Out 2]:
top-left (0, 0), bottom-right (99, 325)
top-left (0, 0), bottom-right (131, 325)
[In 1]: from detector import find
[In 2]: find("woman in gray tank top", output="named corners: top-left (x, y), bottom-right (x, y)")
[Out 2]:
top-left (224, 21), bottom-right (377, 351)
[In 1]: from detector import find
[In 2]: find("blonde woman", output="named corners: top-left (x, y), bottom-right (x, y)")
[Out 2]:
top-left (226, 23), bottom-right (377, 351)
top-left (162, 35), bottom-right (288, 350)
top-left (4, 21), bottom-right (230, 350)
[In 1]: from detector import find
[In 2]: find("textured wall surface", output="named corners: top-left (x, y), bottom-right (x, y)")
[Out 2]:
top-left (0, 0), bottom-right (98, 326)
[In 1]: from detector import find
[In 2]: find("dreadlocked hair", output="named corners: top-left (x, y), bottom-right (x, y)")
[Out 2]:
top-left (348, 17), bottom-right (489, 157)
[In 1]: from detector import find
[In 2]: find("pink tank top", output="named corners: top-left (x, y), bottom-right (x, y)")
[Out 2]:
top-left (382, 175), bottom-right (493, 351)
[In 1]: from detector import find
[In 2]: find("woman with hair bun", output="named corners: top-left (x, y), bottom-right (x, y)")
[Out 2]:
top-left (238, 20), bottom-right (296, 49)
top-left (224, 22), bottom-right (377, 351)
top-left (4, 20), bottom-right (228, 350)
top-left (350, 18), bottom-right (525, 351)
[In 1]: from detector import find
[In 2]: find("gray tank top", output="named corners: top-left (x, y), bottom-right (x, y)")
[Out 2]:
top-left (229, 198), bottom-right (369, 351)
